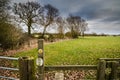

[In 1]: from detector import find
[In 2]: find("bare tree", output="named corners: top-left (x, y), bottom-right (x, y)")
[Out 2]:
top-left (56, 16), bottom-right (66, 38)
top-left (66, 15), bottom-right (88, 38)
top-left (80, 19), bottom-right (88, 37)
top-left (13, 2), bottom-right (43, 36)
top-left (66, 15), bottom-right (80, 38)
top-left (37, 4), bottom-right (59, 38)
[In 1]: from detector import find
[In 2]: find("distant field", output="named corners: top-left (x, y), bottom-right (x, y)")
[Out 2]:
top-left (15, 36), bottom-right (120, 65)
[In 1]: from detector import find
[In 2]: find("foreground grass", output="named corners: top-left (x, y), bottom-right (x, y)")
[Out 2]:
top-left (14, 36), bottom-right (120, 65)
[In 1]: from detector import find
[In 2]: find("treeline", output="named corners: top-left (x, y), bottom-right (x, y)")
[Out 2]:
top-left (85, 33), bottom-right (120, 36)
top-left (12, 1), bottom-right (88, 38)
top-left (0, 0), bottom-right (88, 50)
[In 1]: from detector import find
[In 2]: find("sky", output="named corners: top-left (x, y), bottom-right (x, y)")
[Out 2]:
top-left (12, 0), bottom-right (120, 34)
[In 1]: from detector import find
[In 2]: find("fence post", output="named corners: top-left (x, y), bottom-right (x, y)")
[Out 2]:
top-left (110, 61), bottom-right (118, 80)
top-left (37, 39), bottom-right (44, 80)
top-left (97, 60), bottom-right (106, 80)
top-left (19, 57), bottom-right (35, 80)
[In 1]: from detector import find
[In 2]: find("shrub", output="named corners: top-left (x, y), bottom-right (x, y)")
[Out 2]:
top-left (65, 31), bottom-right (78, 38)
top-left (0, 22), bottom-right (24, 50)
top-left (57, 33), bottom-right (64, 39)
top-left (48, 34), bottom-right (55, 42)
top-left (65, 32), bottom-right (72, 38)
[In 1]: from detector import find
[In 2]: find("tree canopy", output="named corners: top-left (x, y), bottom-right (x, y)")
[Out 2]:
top-left (67, 15), bottom-right (88, 38)
top-left (37, 4), bottom-right (59, 38)
top-left (13, 1), bottom-right (43, 36)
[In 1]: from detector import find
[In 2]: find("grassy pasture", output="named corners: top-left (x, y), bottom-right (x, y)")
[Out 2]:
top-left (15, 36), bottom-right (120, 65)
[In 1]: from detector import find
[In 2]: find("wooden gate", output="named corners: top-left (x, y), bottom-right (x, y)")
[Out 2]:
top-left (0, 56), bottom-right (35, 80)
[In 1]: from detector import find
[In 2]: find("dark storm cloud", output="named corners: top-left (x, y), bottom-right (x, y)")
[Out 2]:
top-left (40, 0), bottom-right (120, 34)
top-left (72, 0), bottom-right (120, 22)
top-left (40, 0), bottom-right (120, 21)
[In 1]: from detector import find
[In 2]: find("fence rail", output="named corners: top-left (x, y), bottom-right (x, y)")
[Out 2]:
top-left (0, 56), bottom-right (19, 80)
top-left (0, 67), bottom-right (19, 71)
top-left (0, 56), bottom-right (18, 60)
top-left (0, 76), bottom-right (19, 80)
top-left (45, 65), bottom-right (97, 71)
top-left (99, 58), bottom-right (120, 61)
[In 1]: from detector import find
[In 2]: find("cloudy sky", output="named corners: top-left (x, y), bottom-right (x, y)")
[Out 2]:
top-left (12, 0), bottom-right (120, 34)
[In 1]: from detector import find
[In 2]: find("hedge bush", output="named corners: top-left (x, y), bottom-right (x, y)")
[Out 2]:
top-left (0, 23), bottom-right (24, 50)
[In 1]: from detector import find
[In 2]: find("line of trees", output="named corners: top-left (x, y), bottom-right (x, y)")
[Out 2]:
top-left (12, 1), bottom-right (88, 39)
top-left (0, 1), bottom-right (88, 50)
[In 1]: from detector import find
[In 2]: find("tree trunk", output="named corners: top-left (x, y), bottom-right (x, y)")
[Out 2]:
top-left (28, 26), bottom-right (31, 36)
top-left (27, 25), bottom-right (31, 47)
top-left (41, 26), bottom-right (47, 38)
top-left (81, 32), bottom-right (84, 37)
top-left (82, 32), bottom-right (84, 37)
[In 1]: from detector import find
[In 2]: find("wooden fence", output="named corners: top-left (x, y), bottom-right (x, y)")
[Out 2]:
top-left (0, 56), bottom-right (119, 80)
top-left (0, 39), bottom-right (120, 80)
top-left (37, 59), bottom-right (119, 80)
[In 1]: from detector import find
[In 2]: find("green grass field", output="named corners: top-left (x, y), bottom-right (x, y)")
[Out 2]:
top-left (15, 36), bottom-right (120, 65)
